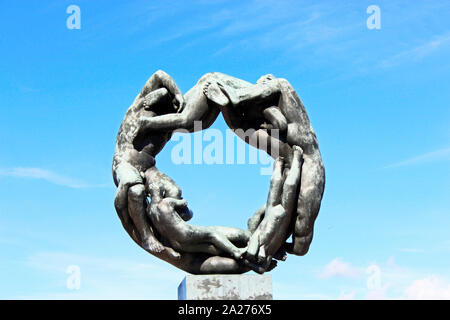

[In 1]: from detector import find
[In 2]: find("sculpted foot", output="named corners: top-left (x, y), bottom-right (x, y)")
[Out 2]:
top-left (143, 88), bottom-right (169, 110)
top-left (142, 238), bottom-right (165, 254)
top-left (203, 81), bottom-right (229, 106)
top-left (159, 246), bottom-right (181, 261)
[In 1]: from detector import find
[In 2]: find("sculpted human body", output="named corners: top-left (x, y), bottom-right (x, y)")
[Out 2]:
top-left (246, 146), bottom-right (303, 269)
top-left (113, 71), bottom-right (254, 273)
top-left (113, 71), bottom-right (325, 274)
top-left (113, 70), bottom-right (183, 258)
top-left (210, 74), bottom-right (325, 257)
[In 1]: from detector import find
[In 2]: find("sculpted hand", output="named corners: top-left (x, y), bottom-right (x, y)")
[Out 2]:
top-left (173, 93), bottom-right (185, 113)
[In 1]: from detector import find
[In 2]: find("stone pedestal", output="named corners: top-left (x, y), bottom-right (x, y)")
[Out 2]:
top-left (177, 274), bottom-right (272, 300)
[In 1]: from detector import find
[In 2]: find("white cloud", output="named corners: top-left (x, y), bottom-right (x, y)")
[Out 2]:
top-left (384, 147), bottom-right (450, 168)
top-left (320, 257), bottom-right (450, 300)
top-left (13, 252), bottom-right (450, 300)
top-left (0, 167), bottom-right (107, 188)
top-left (318, 258), bottom-right (360, 279)
top-left (404, 275), bottom-right (450, 300)
top-left (380, 33), bottom-right (450, 68)
top-left (366, 284), bottom-right (390, 300)
top-left (338, 290), bottom-right (355, 300)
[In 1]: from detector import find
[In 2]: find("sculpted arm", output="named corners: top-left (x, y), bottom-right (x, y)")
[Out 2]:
top-left (219, 81), bottom-right (280, 107)
top-left (142, 70), bottom-right (184, 110)
top-left (262, 107), bottom-right (288, 132)
top-left (247, 204), bottom-right (266, 234)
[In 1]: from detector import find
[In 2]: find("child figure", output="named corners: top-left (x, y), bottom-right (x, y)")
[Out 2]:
top-left (145, 166), bottom-right (250, 260)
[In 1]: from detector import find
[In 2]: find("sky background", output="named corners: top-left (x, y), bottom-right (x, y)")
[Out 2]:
top-left (1, 0), bottom-right (449, 299)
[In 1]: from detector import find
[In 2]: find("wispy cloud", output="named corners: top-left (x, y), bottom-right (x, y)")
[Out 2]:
top-left (210, 3), bottom-right (344, 57)
top-left (380, 32), bottom-right (450, 68)
top-left (0, 167), bottom-right (107, 188)
top-left (318, 258), bottom-right (361, 279)
top-left (384, 147), bottom-right (450, 168)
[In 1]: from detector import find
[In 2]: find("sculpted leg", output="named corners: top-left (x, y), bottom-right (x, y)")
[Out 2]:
top-left (207, 231), bottom-right (247, 260)
top-left (114, 183), bottom-right (140, 244)
top-left (289, 156), bottom-right (325, 255)
top-left (245, 230), bottom-right (260, 261)
top-left (218, 79), bottom-right (281, 107)
top-left (246, 157), bottom-right (285, 264)
top-left (113, 162), bottom-right (145, 245)
top-left (281, 146), bottom-right (303, 218)
top-left (209, 226), bottom-right (250, 246)
top-left (266, 157), bottom-right (284, 208)
top-left (128, 184), bottom-right (164, 254)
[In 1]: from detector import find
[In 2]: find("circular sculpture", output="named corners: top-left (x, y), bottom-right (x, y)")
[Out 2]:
top-left (112, 71), bottom-right (325, 274)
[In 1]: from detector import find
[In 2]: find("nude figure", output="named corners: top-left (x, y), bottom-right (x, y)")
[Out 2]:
top-left (113, 71), bottom-right (258, 274)
top-left (117, 71), bottom-right (269, 253)
top-left (215, 74), bottom-right (325, 256)
top-left (113, 70), bottom-right (187, 260)
top-left (145, 167), bottom-right (249, 260)
top-left (113, 71), bottom-right (324, 273)
top-left (264, 76), bottom-right (325, 256)
top-left (137, 72), bottom-right (283, 134)
top-left (246, 146), bottom-right (303, 269)
top-left (137, 73), bottom-right (222, 133)
top-left (145, 160), bottom-right (280, 274)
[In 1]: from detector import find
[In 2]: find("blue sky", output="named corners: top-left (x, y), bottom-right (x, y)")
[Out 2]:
top-left (1, 0), bottom-right (449, 299)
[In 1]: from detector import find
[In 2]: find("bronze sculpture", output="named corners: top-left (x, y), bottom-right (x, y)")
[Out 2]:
top-left (113, 71), bottom-right (325, 274)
